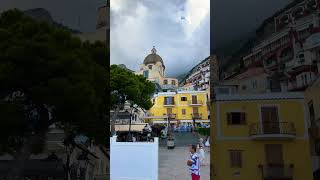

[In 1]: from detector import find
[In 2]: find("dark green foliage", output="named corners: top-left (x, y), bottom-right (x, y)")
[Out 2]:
top-left (0, 9), bottom-right (108, 153)
top-left (110, 64), bottom-right (155, 110)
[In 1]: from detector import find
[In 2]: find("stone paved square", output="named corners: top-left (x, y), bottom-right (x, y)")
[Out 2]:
top-left (159, 146), bottom-right (210, 180)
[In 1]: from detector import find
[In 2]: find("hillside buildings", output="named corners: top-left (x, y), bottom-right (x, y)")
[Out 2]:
top-left (221, 0), bottom-right (320, 93)
top-left (180, 57), bottom-right (211, 91)
top-left (135, 47), bottom-right (178, 92)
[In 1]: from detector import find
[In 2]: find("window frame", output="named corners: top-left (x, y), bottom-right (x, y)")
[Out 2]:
top-left (229, 150), bottom-right (243, 168)
top-left (182, 109), bottom-right (186, 115)
top-left (181, 97), bottom-right (187, 102)
top-left (227, 112), bottom-right (246, 125)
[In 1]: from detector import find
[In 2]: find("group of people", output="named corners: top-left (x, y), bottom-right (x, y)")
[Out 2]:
top-left (187, 137), bottom-right (210, 180)
top-left (173, 123), bottom-right (210, 133)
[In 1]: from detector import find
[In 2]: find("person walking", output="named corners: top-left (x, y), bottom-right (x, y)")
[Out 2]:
top-left (187, 144), bottom-right (200, 180)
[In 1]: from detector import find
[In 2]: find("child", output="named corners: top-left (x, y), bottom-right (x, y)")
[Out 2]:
top-left (188, 144), bottom-right (200, 180)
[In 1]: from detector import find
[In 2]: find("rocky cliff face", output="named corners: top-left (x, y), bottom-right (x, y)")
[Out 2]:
top-left (23, 8), bottom-right (81, 34)
top-left (23, 8), bottom-right (55, 24)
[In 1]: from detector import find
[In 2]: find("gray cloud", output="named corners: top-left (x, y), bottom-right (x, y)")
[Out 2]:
top-left (110, 0), bottom-right (210, 77)
top-left (0, 0), bottom-right (104, 32)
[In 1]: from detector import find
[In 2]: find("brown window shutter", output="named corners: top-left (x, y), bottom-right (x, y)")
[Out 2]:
top-left (240, 113), bottom-right (246, 125)
top-left (230, 150), bottom-right (242, 168)
top-left (227, 113), bottom-right (232, 125)
top-left (237, 151), bottom-right (242, 167)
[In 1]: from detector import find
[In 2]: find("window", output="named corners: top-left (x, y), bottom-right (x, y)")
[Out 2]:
top-left (181, 97), bottom-right (187, 101)
top-left (227, 112), bottom-right (246, 125)
top-left (172, 80), bottom-right (176, 85)
top-left (148, 65), bottom-right (152, 70)
top-left (251, 80), bottom-right (258, 89)
top-left (182, 109), bottom-right (186, 115)
top-left (164, 97), bottom-right (174, 105)
top-left (164, 79), bottom-right (168, 85)
top-left (143, 70), bottom-right (149, 78)
top-left (229, 150), bottom-right (242, 168)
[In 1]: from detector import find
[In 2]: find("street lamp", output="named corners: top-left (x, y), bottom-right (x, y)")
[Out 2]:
top-left (128, 104), bottom-right (138, 142)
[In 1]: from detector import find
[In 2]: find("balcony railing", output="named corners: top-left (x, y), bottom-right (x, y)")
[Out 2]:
top-left (192, 113), bottom-right (202, 119)
top-left (163, 102), bottom-right (175, 106)
top-left (259, 164), bottom-right (294, 180)
top-left (168, 113), bottom-right (176, 119)
top-left (249, 122), bottom-right (296, 140)
top-left (188, 100), bottom-right (203, 105)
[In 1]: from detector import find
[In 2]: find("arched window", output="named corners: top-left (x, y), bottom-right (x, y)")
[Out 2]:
top-left (164, 80), bottom-right (168, 85)
top-left (148, 65), bottom-right (152, 70)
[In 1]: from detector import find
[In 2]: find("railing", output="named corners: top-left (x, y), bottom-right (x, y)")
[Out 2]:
top-left (163, 102), bottom-right (175, 106)
top-left (188, 100), bottom-right (203, 105)
top-left (192, 113), bottom-right (202, 119)
top-left (249, 122), bottom-right (296, 136)
top-left (259, 164), bottom-right (294, 180)
top-left (168, 113), bottom-right (176, 119)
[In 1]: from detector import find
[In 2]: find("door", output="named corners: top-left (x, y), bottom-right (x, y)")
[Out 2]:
top-left (261, 106), bottom-right (280, 134)
top-left (192, 95), bottom-right (197, 104)
top-left (193, 107), bottom-right (199, 119)
top-left (265, 144), bottom-right (284, 177)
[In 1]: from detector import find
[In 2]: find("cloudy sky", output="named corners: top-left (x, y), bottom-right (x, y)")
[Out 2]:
top-left (0, 0), bottom-right (104, 32)
top-left (110, 0), bottom-right (210, 77)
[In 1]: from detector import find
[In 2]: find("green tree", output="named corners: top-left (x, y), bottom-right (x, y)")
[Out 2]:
top-left (110, 65), bottom-right (155, 135)
top-left (0, 9), bottom-right (108, 177)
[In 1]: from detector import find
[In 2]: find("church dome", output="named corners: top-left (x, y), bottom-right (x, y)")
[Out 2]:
top-left (143, 46), bottom-right (164, 66)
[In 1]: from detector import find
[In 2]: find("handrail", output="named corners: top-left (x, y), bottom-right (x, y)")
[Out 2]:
top-left (249, 122), bottom-right (296, 136)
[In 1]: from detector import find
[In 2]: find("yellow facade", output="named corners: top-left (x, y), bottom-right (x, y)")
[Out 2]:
top-left (211, 92), bottom-right (313, 180)
top-left (149, 91), bottom-right (209, 123)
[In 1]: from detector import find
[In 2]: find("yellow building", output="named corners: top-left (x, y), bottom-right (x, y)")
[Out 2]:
top-left (147, 91), bottom-right (209, 124)
top-left (305, 76), bottom-right (320, 174)
top-left (211, 92), bottom-right (313, 180)
top-left (135, 47), bottom-right (178, 91)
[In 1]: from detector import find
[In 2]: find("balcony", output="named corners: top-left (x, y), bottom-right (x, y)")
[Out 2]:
top-left (191, 113), bottom-right (202, 119)
top-left (259, 164), bottom-right (294, 180)
top-left (168, 113), bottom-right (176, 119)
top-left (264, 59), bottom-right (277, 69)
top-left (249, 122), bottom-right (296, 140)
top-left (188, 100), bottom-right (203, 106)
top-left (163, 102), bottom-right (175, 107)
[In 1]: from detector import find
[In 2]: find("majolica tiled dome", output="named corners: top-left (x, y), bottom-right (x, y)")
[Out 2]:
top-left (143, 46), bottom-right (164, 65)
